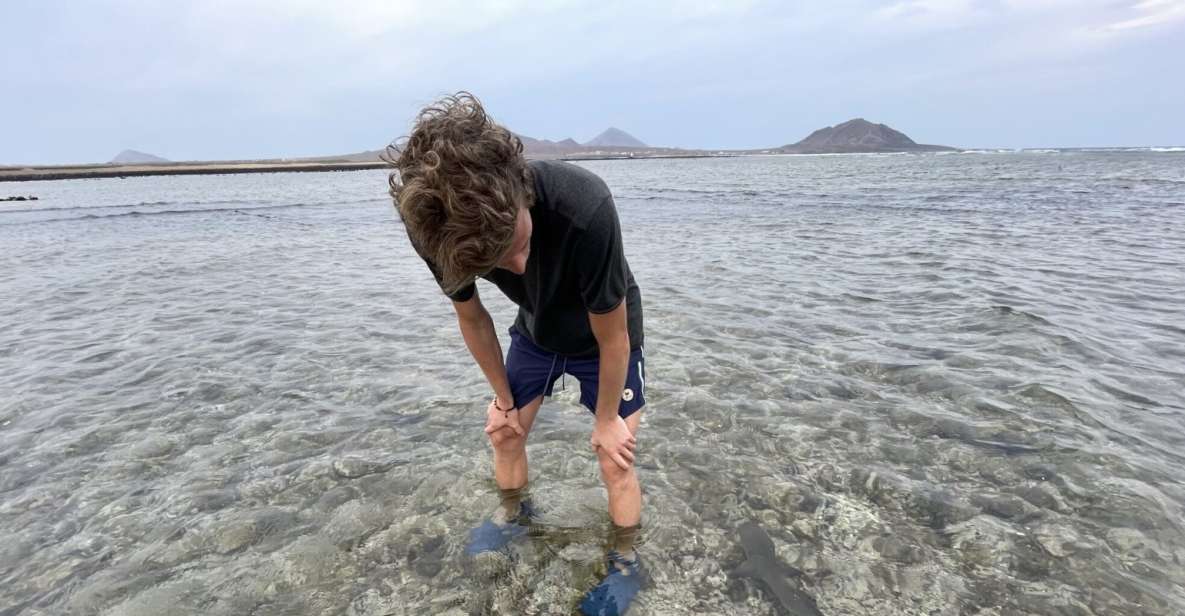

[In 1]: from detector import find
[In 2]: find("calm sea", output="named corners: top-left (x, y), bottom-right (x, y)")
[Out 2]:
top-left (2, 151), bottom-right (1184, 615)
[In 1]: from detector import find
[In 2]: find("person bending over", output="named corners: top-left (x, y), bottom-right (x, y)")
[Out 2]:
top-left (389, 92), bottom-right (648, 615)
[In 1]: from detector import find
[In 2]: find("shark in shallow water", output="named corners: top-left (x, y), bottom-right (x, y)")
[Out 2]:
top-left (733, 521), bottom-right (824, 616)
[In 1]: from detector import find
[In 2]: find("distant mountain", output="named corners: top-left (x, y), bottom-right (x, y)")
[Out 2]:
top-left (514, 133), bottom-right (586, 156)
top-left (336, 148), bottom-right (387, 162)
top-left (354, 128), bottom-right (675, 163)
top-left (781, 119), bottom-right (954, 153)
top-left (110, 149), bottom-right (170, 164)
top-left (584, 128), bottom-right (648, 148)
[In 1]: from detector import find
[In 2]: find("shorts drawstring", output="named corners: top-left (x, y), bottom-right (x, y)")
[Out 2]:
top-left (543, 353), bottom-right (568, 395)
top-left (545, 353), bottom-right (559, 398)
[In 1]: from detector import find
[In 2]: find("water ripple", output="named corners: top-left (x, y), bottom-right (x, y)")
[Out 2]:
top-left (2, 153), bottom-right (1184, 614)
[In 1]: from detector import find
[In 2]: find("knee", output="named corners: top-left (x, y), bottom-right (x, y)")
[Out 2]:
top-left (488, 429), bottom-right (526, 455)
top-left (597, 451), bottom-right (634, 487)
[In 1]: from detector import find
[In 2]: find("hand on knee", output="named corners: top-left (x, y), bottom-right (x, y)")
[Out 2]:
top-left (489, 427), bottom-right (525, 452)
top-left (597, 450), bottom-right (634, 486)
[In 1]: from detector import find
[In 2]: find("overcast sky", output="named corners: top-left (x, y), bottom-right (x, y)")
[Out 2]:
top-left (3, 0), bottom-right (1183, 164)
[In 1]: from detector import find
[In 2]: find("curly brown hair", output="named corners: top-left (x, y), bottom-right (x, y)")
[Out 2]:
top-left (387, 92), bottom-right (534, 295)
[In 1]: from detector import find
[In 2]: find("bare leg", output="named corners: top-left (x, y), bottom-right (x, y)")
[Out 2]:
top-left (489, 395), bottom-right (544, 515)
top-left (596, 410), bottom-right (644, 534)
top-left (577, 411), bottom-right (647, 616)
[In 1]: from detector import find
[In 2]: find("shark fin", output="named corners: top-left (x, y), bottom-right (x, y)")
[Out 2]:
top-left (733, 559), bottom-right (759, 578)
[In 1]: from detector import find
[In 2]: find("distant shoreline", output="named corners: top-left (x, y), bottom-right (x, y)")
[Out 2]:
top-left (559, 153), bottom-right (730, 161)
top-left (0, 154), bottom-right (732, 183)
top-left (4, 147), bottom-right (1180, 184)
top-left (0, 161), bottom-right (391, 183)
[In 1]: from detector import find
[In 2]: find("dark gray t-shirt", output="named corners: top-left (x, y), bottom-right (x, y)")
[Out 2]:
top-left (413, 159), bottom-right (643, 358)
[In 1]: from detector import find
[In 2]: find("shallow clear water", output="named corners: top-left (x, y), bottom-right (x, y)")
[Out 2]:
top-left (2, 152), bottom-right (1184, 615)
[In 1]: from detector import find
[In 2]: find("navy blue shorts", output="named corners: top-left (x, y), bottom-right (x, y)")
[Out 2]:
top-left (505, 328), bottom-right (646, 418)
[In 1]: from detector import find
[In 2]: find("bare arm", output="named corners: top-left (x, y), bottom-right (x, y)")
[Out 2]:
top-left (589, 301), bottom-right (631, 422)
top-left (588, 301), bottom-right (636, 470)
top-left (453, 288), bottom-right (514, 410)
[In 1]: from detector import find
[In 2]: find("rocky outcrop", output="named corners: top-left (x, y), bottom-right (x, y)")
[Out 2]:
top-left (782, 119), bottom-right (955, 153)
top-left (583, 127), bottom-right (648, 148)
top-left (110, 149), bottom-right (170, 164)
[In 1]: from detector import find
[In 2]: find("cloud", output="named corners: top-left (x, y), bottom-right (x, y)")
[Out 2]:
top-left (1, 0), bottom-right (1183, 162)
top-left (1102, 0), bottom-right (1185, 31)
top-left (871, 0), bottom-right (1185, 40)
top-left (873, 0), bottom-right (981, 28)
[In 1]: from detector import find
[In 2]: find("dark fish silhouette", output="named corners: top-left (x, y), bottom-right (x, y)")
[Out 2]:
top-left (733, 522), bottom-right (824, 616)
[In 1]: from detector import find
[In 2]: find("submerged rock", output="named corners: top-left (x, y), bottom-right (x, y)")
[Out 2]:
top-left (1033, 523), bottom-right (1096, 558)
top-left (190, 488), bottom-right (238, 512)
top-left (946, 515), bottom-right (1022, 571)
top-left (1104, 527), bottom-right (1147, 555)
top-left (332, 457), bottom-right (394, 479)
top-left (972, 493), bottom-right (1036, 521)
top-left (127, 436), bottom-right (177, 459)
top-left (1022, 463), bottom-right (1059, 482)
top-left (872, 535), bottom-right (925, 564)
top-left (215, 519), bottom-right (258, 554)
top-left (906, 488), bottom-right (976, 530)
top-left (849, 467), bottom-right (887, 502)
top-left (1013, 483), bottom-right (1064, 512)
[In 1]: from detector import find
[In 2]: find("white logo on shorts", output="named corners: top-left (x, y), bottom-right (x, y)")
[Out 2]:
top-left (622, 388), bottom-right (635, 402)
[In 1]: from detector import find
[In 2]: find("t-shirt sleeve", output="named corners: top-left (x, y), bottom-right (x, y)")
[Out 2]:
top-left (407, 233), bottom-right (476, 302)
top-left (424, 256), bottom-right (476, 302)
top-left (574, 197), bottom-right (628, 313)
